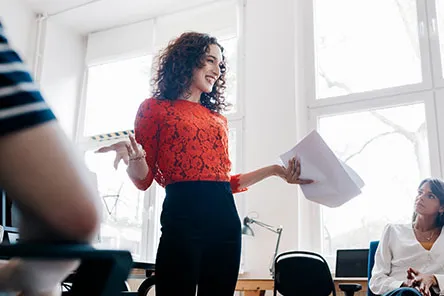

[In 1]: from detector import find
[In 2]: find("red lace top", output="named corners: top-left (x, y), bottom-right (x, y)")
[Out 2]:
top-left (132, 98), bottom-right (247, 194)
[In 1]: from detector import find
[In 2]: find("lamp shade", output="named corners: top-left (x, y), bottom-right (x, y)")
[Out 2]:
top-left (242, 224), bottom-right (254, 236)
top-left (241, 217), bottom-right (255, 236)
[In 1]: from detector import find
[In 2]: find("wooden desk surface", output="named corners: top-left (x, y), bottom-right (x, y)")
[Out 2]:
top-left (235, 277), bottom-right (368, 296)
top-left (128, 265), bottom-right (367, 296)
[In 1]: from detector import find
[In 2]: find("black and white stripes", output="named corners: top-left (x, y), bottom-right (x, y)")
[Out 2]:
top-left (0, 22), bottom-right (55, 136)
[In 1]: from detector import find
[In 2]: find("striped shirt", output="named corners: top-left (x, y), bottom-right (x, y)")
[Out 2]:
top-left (0, 22), bottom-right (55, 136)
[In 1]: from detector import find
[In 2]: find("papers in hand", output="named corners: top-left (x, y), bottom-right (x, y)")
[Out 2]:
top-left (279, 130), bottom-right (364, 208)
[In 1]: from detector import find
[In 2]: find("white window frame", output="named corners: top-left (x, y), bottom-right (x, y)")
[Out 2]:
top-left (299, 0), bottom-right (444, 260)
top-left (436, 89), bottom-right (444, 176)
top-left (308, 0), bottom-right (441, 109)
top-left (308, 91), bottom-right (442, 177)
top-left (427, 0), bottom-right (444, 88)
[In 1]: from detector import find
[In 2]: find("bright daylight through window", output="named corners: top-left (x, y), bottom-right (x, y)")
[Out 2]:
top-left (313, 0), bottom-right (444, 269)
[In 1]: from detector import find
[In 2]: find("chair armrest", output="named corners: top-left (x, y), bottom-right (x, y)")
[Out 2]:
top-left (0, 242), bottom-right (96, 259)
top-left (0, 243), bottom-right (133, 296)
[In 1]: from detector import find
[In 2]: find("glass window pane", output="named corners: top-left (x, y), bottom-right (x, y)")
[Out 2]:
top-left (220, 38), bottom-right (238, 114)
top-left (315, 0), bottom-right (422, 98)
top-left (84, 55), bottom-right (152, 136)
top-left (437, 0), bottom-right (444, 78)
top-left (318, 103), bottom-right (430, 266)
top-left (85, 150), bottom-right (147, 262)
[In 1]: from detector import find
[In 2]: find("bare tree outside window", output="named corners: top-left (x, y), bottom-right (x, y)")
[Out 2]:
top-left (315, 0), bottom-right (421, 98)
top-left (314, 0), bottom-right (430, 258)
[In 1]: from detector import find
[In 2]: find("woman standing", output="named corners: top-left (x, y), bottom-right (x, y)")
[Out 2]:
top-left (98, 32), bottom-right (312, 296)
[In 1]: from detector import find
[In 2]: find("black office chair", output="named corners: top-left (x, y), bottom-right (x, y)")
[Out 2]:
top-left (63, 260), bottom-right (155, 295)
top-left (0, 242), bottom-right (133, 296)
top-left (274, 250), bottom-right (337, 296)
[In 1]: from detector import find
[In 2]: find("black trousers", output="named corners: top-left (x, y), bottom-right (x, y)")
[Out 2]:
top-left (155, 181), bottom-right (242, 296)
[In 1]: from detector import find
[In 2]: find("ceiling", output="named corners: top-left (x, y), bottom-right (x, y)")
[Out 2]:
top-left (24, 0), bottom-right (222, 34)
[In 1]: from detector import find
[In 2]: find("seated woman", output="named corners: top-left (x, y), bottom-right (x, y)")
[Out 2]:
top-left (370, 178), bottom-right (444, 296)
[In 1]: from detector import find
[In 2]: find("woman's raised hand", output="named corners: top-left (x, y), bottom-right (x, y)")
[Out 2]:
top-left (95, 134), bottom-right (145, 170)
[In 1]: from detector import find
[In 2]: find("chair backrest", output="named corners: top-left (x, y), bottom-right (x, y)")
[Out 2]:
top-left (367, 241), bottom-right (380, 296)
top-left (0, 243), bottom-right (133, 296)
top-left (274, 251), bottom-right (336, 296)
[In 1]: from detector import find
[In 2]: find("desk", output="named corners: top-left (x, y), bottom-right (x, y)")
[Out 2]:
top-left (235, 277), bottom-right (368, 296)
top-left (235, 279), bottom-right (273, 296)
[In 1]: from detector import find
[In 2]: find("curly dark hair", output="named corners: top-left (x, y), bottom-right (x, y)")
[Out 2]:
top-left (151, 32), bottom-right (230, 113)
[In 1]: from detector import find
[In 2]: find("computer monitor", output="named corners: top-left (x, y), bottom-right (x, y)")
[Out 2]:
top-left (335, 249), bottom-right (369, 278)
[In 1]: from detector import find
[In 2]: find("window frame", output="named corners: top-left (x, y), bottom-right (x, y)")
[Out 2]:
top-left (309, 0), bottom-right (440, 108)
top-left (436, 89), bottom-right (444, 176)
top-left (301, 0), bottom-right (444, 264)
top-left (427, 0), bottom-right (444, 88)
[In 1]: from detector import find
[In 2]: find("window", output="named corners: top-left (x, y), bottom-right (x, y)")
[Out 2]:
top-left (222, 37), bottom-right (238, 114)
top-left (77, 35), bottom-right (244, 263)
top-left (79, 54), bottom-right (154, 262)
top-left (434, 0), bottom-right (444, 85)
top-left (83, 55), bottom-right (152, 137)
top-left (315, 0), bottom-right (422, 99)
top-left (306, 0), bottom-right (444, 270)
top-left (319, 102), bottom-right (430, 256)
top-left (84, 149), bottom-right (147, 261)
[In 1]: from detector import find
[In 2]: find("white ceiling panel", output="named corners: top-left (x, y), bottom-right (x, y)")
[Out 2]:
top-left (25, 0), bottom-right (95, 14)
top-left (24, 0), bottom-right (223, 34)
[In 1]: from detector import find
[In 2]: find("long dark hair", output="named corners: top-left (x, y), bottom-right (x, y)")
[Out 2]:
top-left (151, 32), bottom-right (229, 113)
top-left (413, 178), bottom-right (444, 227)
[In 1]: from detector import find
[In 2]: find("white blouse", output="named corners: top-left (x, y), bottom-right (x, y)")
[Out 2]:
top-left (369, 223), bottom-right (444, 295)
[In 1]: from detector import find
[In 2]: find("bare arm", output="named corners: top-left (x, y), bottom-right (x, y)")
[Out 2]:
top-left (0, 121), bottom-right (99, 242)
top-left (0, 121), bottom-right (102, 295)
top-left (237, 165), bottom-right (281, 189)
top-left (237, 158), bottom-right (314, 190)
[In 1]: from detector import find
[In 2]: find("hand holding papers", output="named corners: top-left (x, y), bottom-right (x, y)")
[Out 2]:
top-left (279, 130), bottom-right (364, 208)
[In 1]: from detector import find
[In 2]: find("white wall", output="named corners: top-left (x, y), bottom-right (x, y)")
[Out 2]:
top-left (242, 0), bottom-right (301, 279)
top-left (0, 0), bottom-right (85, 139)
top-left (39, 19), bottom-right (86, 139)
top-left (0, 0), bottom-right (36, 63)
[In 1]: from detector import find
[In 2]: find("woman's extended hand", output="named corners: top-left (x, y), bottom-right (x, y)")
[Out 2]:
top-left (275, 157), bottom-right (314, 185)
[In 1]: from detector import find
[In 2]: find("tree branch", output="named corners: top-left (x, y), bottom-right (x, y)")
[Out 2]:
top-left (344, 131), bottom-right (398, 162)
top-left (369, 111), bottom-right (416, 142)
top-left (318, 66), bottom-right (353, 93)
top-left (416, 122), bottom-right (426, 135)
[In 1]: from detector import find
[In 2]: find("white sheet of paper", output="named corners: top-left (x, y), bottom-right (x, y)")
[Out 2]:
top-left (279, 130), bottom-right (365, 208)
